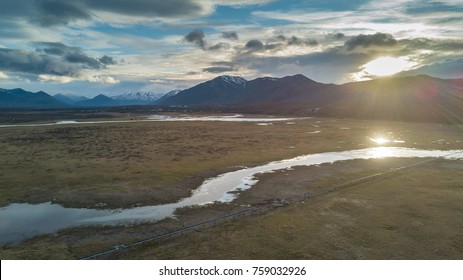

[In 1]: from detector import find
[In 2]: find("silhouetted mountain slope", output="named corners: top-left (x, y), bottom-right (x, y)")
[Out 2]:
top-left (321, 75), bottom-right (463, 122)
top-left (74, 94), bottom-right (120, 107)
top-left (0, 88), bottom-right (67, 108)
top-left (54, 93), bottom-right (89, 105)
top-left (159, 74), bottom-right (463, 123)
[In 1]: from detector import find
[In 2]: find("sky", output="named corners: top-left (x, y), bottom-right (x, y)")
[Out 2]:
top-left (0, 0), bottom-right (462, 97)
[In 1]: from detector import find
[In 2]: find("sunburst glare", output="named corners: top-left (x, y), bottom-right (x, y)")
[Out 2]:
top-left (370, 137), bottom-right (391, 145)
top-left (353, 56), bottom-right (418, 81)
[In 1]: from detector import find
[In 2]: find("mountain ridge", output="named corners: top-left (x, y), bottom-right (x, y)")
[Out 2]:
top-left (1, 74), bottom-right (462, 123)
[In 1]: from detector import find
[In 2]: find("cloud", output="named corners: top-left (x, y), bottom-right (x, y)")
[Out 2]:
top-left (293, 0), bottom-right (373, 11)
top-left (245, 39), bottom-right (264, 51)
top-left (184, 30), bottom-right (234, 51)
top-left (344, 32), bottom-right (398, 52)
top-left (400, 37), bottom-right (463, 53)
top-left (35, 1), bottom-right (91, 26)
top-left (286, 36), bottom-right (318, 46)
top-left (99, 55), bottom-right (117, 65)
top-left (39, 42), bottom-right (80, 55)
top-left (326, 32), bottom-right (345, 40)
top-left (0, 43), bottom-right (113, 79)
top-left (0, 0), bottom-right (274, 28)
top-left (208, 42), bottom-right (230, 51)
top-left (84, 0), bottom-right (205, 18)
top-left (38, 74), bottom-right (76, 83)
top-left (222, 31), bottom-right (239, 40)
top-left (398, 58), bottom-right (463, 79)
top-left (0, 71), bottom-right (8, 79)
top-left (87, 75), bottom-right (120, 84)
top-left (202, 61), bottom-right (238, 73)
top-left (203, 66), bottom-right (236, 73)
top-left (184, 29), bottom-right (206, 50)
top-left (242, 35), bottom-right (318, 55)
top-left (405, 1), bottom-right (463, 14)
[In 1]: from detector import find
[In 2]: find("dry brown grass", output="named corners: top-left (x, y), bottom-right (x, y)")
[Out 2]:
top-left (113, 159), bottom-right (463, 260)
top-left (1, 116), bottom-right (461, 209)
top-left (1, 114), bottom-right (463, 259)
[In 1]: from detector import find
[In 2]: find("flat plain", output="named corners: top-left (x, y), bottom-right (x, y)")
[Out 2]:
top-left (1, 112), bottom-right (462, 259)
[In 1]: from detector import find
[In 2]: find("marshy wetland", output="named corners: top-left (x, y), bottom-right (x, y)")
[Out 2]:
top-left (1, 112), bottom-right (462, 259)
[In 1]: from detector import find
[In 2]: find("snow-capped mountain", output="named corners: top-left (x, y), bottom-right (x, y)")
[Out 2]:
top-left (158, 75), bottom-right (249, 105)
top-left (210, 75), bottom-right (247, 89)
top-left (153, 90), bottom-right (181, 104)
top-left (112, 91), bottom-right (166, 105)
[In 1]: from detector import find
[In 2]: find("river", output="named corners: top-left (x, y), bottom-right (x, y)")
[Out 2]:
top-left (0, 147), bottom-right (462, 244)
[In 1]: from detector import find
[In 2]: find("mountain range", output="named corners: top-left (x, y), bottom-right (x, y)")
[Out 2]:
top-left (0, 88), bottom-right (66, 108)
top-left (157, 74), bottom-right (463, 123)
top-left (1, 74), bottom-right (462, 123)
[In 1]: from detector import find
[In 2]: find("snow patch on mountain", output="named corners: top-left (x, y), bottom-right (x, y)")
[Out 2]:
top-left (211, 75), bottom-right (247, 89)
top-left (113, 91), bottom-right (165, 102)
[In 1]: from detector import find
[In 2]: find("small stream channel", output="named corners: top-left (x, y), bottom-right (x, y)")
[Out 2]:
top-left (1, 147), bottom-right (462, 244)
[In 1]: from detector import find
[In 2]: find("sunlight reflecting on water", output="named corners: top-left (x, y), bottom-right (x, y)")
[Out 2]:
top-left (368, 147), bottom-right (395, 158)
top-left (370, 137), bottom-right (405, 145)
top-left (370, 137), bottom-right (391, 145)
top-left (1, 147), bottom-right (462, 244)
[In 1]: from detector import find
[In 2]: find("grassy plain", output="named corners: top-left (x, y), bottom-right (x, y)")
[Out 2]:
top-left (0, 113), bottom-right (462, 259)
top-left (114, 159), bottom-right (463, 259)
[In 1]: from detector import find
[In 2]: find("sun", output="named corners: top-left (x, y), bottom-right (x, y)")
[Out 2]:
top-left (362, 56), bottom-right (417, 77)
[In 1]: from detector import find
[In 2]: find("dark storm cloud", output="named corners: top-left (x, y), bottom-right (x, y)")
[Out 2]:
top-left (0, 43), bottom-right (110, 77)
top-left (222, 31), bottom-right (239, 40)
top-left (184, 29), bottom-right (206, 50)
top-left (344, 32), bottom-right (397, 51)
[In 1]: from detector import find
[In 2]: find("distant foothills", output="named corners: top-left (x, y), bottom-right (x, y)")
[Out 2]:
top-left (1, 74), bottom-right (462, 123)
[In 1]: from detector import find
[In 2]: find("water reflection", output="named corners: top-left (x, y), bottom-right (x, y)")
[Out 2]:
top-left (368, 147), bottom-right (395, 158)
top-left (0, 115), bottom-right (302, 128)
top-left (370, 137), bottom-right (390, 145)
top-left (370, 137), bottom-right (406, 145)
top-left (1, 147), bottom-right (462, 244)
